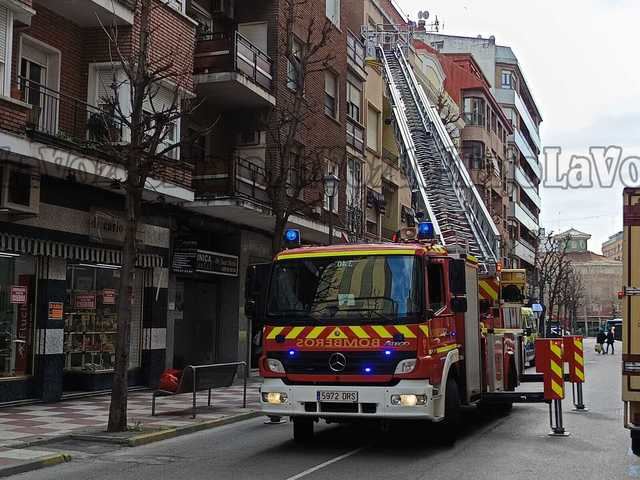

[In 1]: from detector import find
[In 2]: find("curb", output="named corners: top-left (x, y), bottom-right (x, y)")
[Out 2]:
top-left (0, 453), bottom-right (71, 478)
top-left (69, 410), bottom-right (262, 447)
top-left (127, 411), bottom-right (262, 447)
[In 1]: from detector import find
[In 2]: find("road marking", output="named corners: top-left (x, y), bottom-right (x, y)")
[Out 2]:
top-left (284, 447), bottom-right (366, 480)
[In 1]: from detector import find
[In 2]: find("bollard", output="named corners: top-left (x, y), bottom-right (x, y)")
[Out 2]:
top-left (563, 336), bottom-right (588, 412)
top-left (537, 338), bottom-right (571, 437)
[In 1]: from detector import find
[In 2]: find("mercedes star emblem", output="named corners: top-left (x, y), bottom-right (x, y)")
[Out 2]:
top-left (328, 352), bottom-right (347, 372)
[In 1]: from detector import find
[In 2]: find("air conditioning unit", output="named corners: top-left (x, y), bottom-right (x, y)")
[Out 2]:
top-left (212, 0), bottom-right (235, 18)
top-left (0, 164), bottom-right (40, 215)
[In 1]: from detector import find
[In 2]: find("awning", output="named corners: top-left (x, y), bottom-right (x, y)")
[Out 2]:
top-left (0, 233), bottom-right (163, 268)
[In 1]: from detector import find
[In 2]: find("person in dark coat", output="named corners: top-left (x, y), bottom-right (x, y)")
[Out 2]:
top-left (605, 328), bottom-right (616, 354)
top-left (596, 330), bottom-right (607, 354)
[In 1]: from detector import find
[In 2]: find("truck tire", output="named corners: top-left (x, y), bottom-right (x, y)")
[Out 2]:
top-left (439, 377), bottom-right (462, 445)
top-left (293, 417), bottom-right (314, 443)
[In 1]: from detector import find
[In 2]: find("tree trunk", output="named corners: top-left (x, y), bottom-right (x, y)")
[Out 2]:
top-left (108, 188), bottom-right (140, 432)
top-left (272, 213), bottom-right (288, 255)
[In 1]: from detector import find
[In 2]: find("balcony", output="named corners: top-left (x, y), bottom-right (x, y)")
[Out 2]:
top-left (513, 239), bottom-right (536, 266)
top-left (514, 164), bottom-right (541, 209)
top-left (513, 129), bottom-right (542, 180)
top-left (15, 77), bottom-right (193, 191)
top-left (495, 88), bottom-right (541, 151)
top-left (189, 155), bottom-right (274, 230)
top-left (347, 32), bottom-right (366, 79)
top-left (513, 202), bottom-right (539, 235)
top-left (346, 119), bottom-right (365, 154)
top-left (47, 0), bottom-right (134, 26)
top-left (194, 31), bottom-right (275, 108)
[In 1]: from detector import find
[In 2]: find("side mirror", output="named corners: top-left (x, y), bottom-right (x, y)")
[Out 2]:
top-left (451, 297), bottom-right (467, 314)
top-left (245, 263), bottom-right (271, 321)
top-left (449, 259), bottom-right (466, 296)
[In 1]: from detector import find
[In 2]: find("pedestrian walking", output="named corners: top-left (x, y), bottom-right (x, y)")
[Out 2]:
top-left (605, 328), bottom-right (616, 354)
top-left (596, 329), bottom-right (606, 354)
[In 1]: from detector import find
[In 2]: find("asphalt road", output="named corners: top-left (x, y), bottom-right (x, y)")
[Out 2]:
top-left (15, 338), bottom-right (637, 480)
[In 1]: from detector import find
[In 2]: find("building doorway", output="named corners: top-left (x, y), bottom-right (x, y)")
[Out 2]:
top-left (173, 280), bottom-right (218, 368)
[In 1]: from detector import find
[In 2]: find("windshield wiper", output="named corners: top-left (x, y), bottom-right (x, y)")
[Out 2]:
top-left (324, 308), bottom-right (396, 324)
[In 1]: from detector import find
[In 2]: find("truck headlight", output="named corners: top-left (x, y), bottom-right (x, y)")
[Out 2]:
top-left (262, 392), bottom-right (288, 404)
top-left (390, 394), bottom-right (427, 406)
top-left (266, 358), bottom-right (285, 373)
top-left (394, 359), bottom-right (417, 374)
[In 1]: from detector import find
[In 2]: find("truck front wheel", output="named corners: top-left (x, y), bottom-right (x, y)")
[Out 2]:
top-left (292, 417), bottom-right (314, 443)
top-left (439, 377), bottom-right (462, 445)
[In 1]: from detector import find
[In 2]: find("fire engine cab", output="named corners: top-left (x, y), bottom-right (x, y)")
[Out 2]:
top-left (246, 224), bottom-right (528, 442)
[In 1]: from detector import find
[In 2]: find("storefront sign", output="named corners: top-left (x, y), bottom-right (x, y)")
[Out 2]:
top-left (48, 302), bottom-right (64, 320)
top-left (102, 288), bottom-right (117, 305)
top-left (89, 210), bottom-right (126, 245)
top-left (75, 294), bottom-right (97, 310)
top-left (172, 243), bottom-right (239, 277)
top-left (9, 286), bottom-right (27, 305)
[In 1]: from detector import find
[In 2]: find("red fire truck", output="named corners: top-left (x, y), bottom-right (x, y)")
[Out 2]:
top-left (246, 224), bottom-right (537, 442)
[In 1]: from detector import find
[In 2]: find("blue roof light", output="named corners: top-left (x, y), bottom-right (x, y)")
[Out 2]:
top-left (417, 221), bottom-right (435, 240)
top-left (284, 229), bottom-right (301, 245)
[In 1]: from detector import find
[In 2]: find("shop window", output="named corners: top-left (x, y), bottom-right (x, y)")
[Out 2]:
top-left (0, 255), bottom-right (36, 378)
top-left (63, 264), bottom-right (143, 373)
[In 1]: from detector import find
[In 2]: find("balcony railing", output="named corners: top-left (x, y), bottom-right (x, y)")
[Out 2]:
top-left (347, 32), bottom-right (366, 69)
top-left (346, 119), bottom-right (365, 153)
top-left (346, 205), bottom-right (364, 236)
top-left (194, 155), bottom-right (270, 205)
top-left (15, 77), bottom-right (193, 190)
top-left (195, 31), bottom-right (273, 91)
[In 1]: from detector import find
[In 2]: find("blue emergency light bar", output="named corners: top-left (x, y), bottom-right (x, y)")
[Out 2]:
top-left (284, 229), bottom-right (301, 246)
top-left (417, 221), bottom-right (435, 240)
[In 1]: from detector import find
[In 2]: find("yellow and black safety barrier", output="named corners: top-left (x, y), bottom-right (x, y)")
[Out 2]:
top-left (536, 339), bottom-right (570, 436)
top-left (564, 335), bottom-right (588, 411)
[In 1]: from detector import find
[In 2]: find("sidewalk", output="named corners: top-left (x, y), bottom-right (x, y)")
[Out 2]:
top-left (0, 379), bottom-right (261, 450)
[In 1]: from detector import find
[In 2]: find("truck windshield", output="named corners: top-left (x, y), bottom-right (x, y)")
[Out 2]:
top-left (267, 255), bottom-right (423, 324)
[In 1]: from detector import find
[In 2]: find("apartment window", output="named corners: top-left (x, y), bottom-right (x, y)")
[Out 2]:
top-left (346, 78), bottom-right (362, 122)
top-left (0, 6), bottom-right (10, 97)
top-left (463, 97), bottom-right (485, 126)
top-left (367, 106), bottom-right (380, 152)
top-left (326, 0), bottom-right (340, 28)
top-left (324, 71), bottom-right (338, 119)
top-left (287, 37), bottom-right (303, 91)
top-left (491, 110), bottom-right (497, 133)
top-left (501, 70), bottom-right (515, 90)
top-left (347, 32), bottom-right (365, 67)
top-left (324, 161), bottom-right (339, 213)
top-left (462, 141), bottom-right (485, 170)
top-left (346, 157), bottom-right (362, 209)
top-left (163, 0), bottom-right (185, 14)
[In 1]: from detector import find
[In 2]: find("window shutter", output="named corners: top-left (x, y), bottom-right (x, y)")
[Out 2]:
top-left (147, 84), bottom-right (177, 113)
top-left (0, 6), bottom-right (8, 64)
top-left (325, 73), bottom-right (336, 96)
top-left (95, 69), bottom-right (118, 105)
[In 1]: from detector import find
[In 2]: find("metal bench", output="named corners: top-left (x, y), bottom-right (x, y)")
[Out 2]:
top-left (152, 361), bottom-right (247, 419)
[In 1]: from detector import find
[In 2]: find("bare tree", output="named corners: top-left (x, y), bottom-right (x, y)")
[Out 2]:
top-left (435, 87), bottom-right (461, 143)
top-left (535, 232), bottom-right (576, 335)
top-left (96, 0), bottom-right (204, 432)
top-left (267, 0), bottom-right (345, 253)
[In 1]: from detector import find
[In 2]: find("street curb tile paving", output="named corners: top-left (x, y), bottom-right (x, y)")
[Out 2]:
top-left (0, 451), bottom-right (71, 478)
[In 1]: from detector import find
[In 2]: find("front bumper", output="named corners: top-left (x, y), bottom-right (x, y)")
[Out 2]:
top-left (260, 379), bottom-right (436, 420)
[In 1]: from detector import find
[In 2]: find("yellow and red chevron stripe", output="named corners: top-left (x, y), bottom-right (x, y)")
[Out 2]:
top-left (265, 324), bottom-right (423, 341)
top-left (479, 278), bottom-right (499, 302)
top-left (545, 339), bottom-right (565, 400)
top-left (568, 336), bottom-right (585, 383)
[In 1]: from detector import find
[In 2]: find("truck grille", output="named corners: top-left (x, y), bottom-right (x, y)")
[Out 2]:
top-left (270, 351), bottom-right (415, 375)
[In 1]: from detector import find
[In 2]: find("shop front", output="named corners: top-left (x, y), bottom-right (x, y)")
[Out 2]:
top-left (168, 242), bottom-right (240, 369)
top-left (0, 224), bottom-right (169, 403)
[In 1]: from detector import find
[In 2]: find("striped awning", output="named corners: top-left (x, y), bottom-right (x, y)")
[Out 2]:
top-left (0, 233), bottom-right (163, 268)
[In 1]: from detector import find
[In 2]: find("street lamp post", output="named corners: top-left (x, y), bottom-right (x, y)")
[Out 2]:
top-left (324, 173), bottom-right (339, 245)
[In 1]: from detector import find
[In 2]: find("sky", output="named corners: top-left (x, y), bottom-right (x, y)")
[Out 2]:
top-left (397, 0), bottom-right (640, 253)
